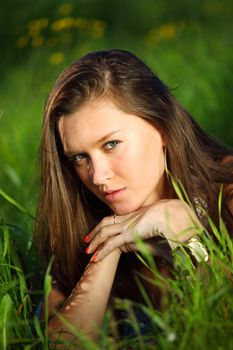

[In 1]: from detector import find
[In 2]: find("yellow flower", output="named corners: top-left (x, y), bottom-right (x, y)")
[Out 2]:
top-left (90, 20), bottom-right (106, 38)
top-left (58, 3), bottom-right (73, 16)
top-left (28, 27), bottom-right (40, 37)
top-left (27, 18), bottom-right (49, 36)
top-left (51, 20), bottom-right (62, 32)
top-left (51, 17), bottom-right (74, 31)
top-left (144, 22), bottom-right (178, 47)
top-left (158, 23), bottom-right (176, 39)
top-left (31, 36), bottom-right (44, 47)
top-left (16, 36), bottom-right (29, 48)
top-left (27, 19), bottom-right (41, 31)
top-left (49, 52), bottom-right (64, 65)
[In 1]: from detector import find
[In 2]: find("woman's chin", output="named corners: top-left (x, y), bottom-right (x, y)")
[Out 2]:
top-left (111, 203), bottom-right (142, 216)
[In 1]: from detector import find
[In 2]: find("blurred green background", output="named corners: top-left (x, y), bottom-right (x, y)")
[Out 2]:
top-left (0, 0), bottom-right (232, 230)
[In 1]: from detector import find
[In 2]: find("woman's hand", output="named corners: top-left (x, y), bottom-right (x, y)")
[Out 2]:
top-left (84, 199), bottom-right (203, 262)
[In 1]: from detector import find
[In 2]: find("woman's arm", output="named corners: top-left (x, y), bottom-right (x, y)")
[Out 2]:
top-left (47, 249), bottom-right (121, 345)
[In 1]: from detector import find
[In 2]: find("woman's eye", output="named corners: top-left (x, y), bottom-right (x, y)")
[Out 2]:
top-left (72, 153), bottom-right (87, 164)
top-left (104, 140), bottom-right (121, 150)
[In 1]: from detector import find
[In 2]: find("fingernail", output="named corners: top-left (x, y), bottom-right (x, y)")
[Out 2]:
top-left (90, 254), bottom-right (98, 262)
top-left (85, 246), bottom-right (90, 254)
top-left (83, 234), bottom-right (90, 243)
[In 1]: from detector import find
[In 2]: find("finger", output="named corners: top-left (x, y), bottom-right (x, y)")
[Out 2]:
top-left (83, 214), bottom-right (129, 243)
top-left (86, 210), bottom-right (147, 254)
top-left (85, 222), bottom-right (128, 254)
top-left (86, 212), bottom-right (141, 254)
top-left (89, 245), bottom-right (103, 263)
top-left (89, 205), bottom-right (147, 239)
top-left (94, 210), bottom-right (156, 259)
top-left (94, 231), bottom-right (133, 260)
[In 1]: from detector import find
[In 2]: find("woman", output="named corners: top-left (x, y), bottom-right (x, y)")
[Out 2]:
top-left (34, 49), bottom-right (233, 344)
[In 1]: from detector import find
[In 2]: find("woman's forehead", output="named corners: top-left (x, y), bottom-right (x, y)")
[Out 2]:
top-left (58, 99), bottom-right (162, 153)
top-left (58, 99), bottom-right (148, 135)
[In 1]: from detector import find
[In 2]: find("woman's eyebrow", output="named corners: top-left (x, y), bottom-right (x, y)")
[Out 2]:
top-left (95, 129), bottom-right (122, 145)
top-left (63, 129), bottom-right (123, 157)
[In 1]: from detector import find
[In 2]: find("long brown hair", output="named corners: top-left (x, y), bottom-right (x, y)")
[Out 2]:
top-left (34, 49), bottom-right (233, 296)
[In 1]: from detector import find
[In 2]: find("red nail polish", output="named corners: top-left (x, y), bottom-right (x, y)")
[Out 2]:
top-left (83, 234), bottom-right (90, 243)
top-left (85, 246), bottom-right (90, 254)
top-left (91, 254), bottom-right (98, 262)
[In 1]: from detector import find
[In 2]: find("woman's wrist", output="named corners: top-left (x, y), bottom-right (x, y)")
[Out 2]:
top-left (90, 247), bottom-right (122, 264)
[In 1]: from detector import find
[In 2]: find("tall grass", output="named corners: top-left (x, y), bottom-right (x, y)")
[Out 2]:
top-left (0, 189), bottom-right (233, 349)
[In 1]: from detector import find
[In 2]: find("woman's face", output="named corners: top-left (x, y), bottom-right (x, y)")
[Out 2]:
top-left (58, 99), bottom-right (167, 215)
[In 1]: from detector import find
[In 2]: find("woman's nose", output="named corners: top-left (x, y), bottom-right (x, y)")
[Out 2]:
top-left (90, 158), bottom-right (114, 186)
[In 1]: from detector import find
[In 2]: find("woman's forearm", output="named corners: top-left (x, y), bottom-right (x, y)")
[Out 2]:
top-left (48, 249), bottom-right (121, 342)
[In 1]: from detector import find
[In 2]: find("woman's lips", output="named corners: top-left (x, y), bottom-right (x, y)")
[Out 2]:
top-left (104, 188), bottom-right (126, 202)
